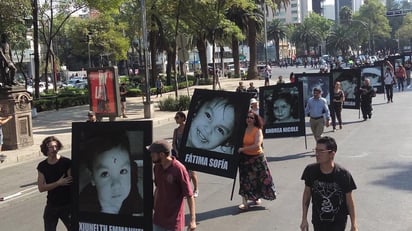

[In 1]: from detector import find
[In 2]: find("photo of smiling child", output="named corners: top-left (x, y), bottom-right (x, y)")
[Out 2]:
top-left (185, 90), bottom-right (246, 155)
top-left (78, 131), bottom-right (143, 216)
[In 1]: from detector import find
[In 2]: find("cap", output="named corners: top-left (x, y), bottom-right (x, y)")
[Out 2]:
top-left (250, 98), bottom-right (258, 104)
top-left (147, 140), bottom-right (171, 153)
top-left (87, 111), bottom-right (95, 116)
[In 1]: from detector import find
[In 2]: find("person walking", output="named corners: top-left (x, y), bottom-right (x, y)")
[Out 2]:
top-left (300, 136), bottom-right (358, 231)
top-left (305, 87), bottom-right (331, 141)
top-left (383, 65), bottom-right (395, 103)
top-left (37, 136), bottom-right (72, 231)
top-left (172, 111), bottom-right (199, 198)
top-left (237, 112), bottom-right (276, 211)
top-left (330, 82), bottom-right (345, 131)
top-left (405, 61), bottom-right (412, 88)
top-left (119, 82), bottom-right (128, 118)
top-left (359, 78), bottom-right (375, 121)
top-left (148, 140), bottom-right (196, 231)
top-left (155, 76), bottom-right (163, 97)
top-left (394, 64), bottom-right (406, 91)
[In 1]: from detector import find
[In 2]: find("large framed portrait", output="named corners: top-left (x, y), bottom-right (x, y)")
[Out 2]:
top-left (87, 67), bottom-right (121, 118)
top-left (294, 72), bottom-right (332, 105)
top-left (180, 89), bottom-right (251, 179)
top-left (259, 83), bottom-right (305, 138)
top-left (360, 65), bottom-right (384, 93)
top-left (331, 69), bottom-right (361, 109)
top-left (72, 121), bottom-right (153, 231)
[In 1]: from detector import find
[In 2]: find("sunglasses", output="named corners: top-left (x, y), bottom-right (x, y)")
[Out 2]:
top-left (174, 116), bottom-right (180, 119)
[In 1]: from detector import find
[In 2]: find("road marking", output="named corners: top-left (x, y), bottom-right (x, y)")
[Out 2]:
top-left (343, 152), bottom-right (369, 158)
top-left (0, 186), bottom-right (38, 202)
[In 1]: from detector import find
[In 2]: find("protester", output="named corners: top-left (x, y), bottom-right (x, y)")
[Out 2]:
top-left (250, 98), bottom-right (259, 115)
top-left (290, 72), bottom-right (296, 84)
top-left (394, 63), bottom-right (406, 91)
top-left (246, 82), bottom-right (258, 98)
top-left (304, 87), bottom-right (331, 141)
top-left (120, 82), bottom-right (128, 118)
top-left (236, 81), bottom-right (247, 92)
top-left (79, 132), bottom-right (142, 215)
top-left (383, 64), bottom-right (395, 103)
top-left (330, 81), bottom-right (345, 131)
top-left (276, 75), bottom-right (286, 85)
top-left (86, 111), bottom-right (97, 122)
top-left (300, 136), bottom-right (358, 231)
top-left (237, 112), bottom-right (276, 211)
top-left (37, 136), bottom-right (72, 231)
top-left (405, 61), bottom-right (412, 88)
top-left (172, 111), bottom-right (199, 198)
top-left (148, 140), bottom-right (196, 231)
top-left (358, 78), bottom-right (375, 121)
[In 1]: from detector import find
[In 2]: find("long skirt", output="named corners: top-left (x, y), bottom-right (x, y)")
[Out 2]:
top-left (239, 153), bottom-right (277, 201)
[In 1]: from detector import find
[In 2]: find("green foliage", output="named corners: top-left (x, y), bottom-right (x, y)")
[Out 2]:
top-left (158, 95), bottom-right (191, 111)
top-left (33, 88), bottom-right (89, 112)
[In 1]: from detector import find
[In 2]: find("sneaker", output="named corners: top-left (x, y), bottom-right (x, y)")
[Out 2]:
top-left (339, 125), bottom-right (342, 129)
top-left (193, 190), bottom-right (199, 198)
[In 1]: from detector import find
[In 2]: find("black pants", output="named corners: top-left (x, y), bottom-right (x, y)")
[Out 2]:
top-left (396, 77), bottom-right (404, 91)
top-left (330, 102), bottom-right (342, 129)
top-left (313, 219), bottom-right (347, 231)
top-left (385, 84), bottom-right (393, 102)
top-left (361, 100), bottom-right (372, 119)
top-left (43, 204), bottom-right (71, 231)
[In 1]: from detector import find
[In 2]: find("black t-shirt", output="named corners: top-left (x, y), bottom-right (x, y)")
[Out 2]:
top-left (37, 156), bottom-right (72, 206)
top-left (301, 163), bottom-right (357, 225)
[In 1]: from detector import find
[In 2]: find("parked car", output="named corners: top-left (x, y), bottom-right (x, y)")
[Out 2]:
top-left (26, 82), bottom-right (54, 94)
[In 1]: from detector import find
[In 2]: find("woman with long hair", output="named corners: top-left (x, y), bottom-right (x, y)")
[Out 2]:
top-left (237, 112), bottom-right (276, 211)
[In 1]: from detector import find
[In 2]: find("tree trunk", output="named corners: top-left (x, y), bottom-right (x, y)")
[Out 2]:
top-left (231, 35), bottom-right (240, 77)
top-left (196, 37), bottom-right (208, 79)
top-left (247, 20), bottom-right (258, 80)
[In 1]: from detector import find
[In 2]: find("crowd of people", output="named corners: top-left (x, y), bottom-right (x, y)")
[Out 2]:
top-left (33, 60), bottom-right (412, 231)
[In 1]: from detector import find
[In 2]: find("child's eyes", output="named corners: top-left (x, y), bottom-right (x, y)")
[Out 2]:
top-left (204, 112), bottom-right (211, 120)
top-left (120, 169), bottom-right (128, 175)
top-left (217, 127), bottom-right (225, 136)
top-left (99, 171), bottom-right (109, 178)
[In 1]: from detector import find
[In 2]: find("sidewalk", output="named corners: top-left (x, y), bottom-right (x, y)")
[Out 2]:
top-left (0, 76), bottom-right (268, 169)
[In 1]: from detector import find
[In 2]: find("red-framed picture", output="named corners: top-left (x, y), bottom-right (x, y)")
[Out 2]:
top-left (87, 67), bottom-right (120, 118)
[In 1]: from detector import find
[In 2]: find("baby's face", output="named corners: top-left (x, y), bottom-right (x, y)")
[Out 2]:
top-left (273, 99), bottom-right (291, 121)
top-left (91, 146), bottom-right (131, 214)
top-left (188, 99), bottom-right (234, 150)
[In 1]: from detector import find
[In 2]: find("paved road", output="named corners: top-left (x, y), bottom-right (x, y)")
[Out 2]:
top-left (1, 66), bottom-right (412, 230)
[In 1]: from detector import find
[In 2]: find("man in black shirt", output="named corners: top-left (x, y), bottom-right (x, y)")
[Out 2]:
top-left (300, 136), bottom-right (358, 231)
top-left (37, 136), bottom-right (72, 231)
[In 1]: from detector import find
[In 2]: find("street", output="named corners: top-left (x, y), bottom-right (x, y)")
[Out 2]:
top-left (0, 66), bottom-right (412, 230)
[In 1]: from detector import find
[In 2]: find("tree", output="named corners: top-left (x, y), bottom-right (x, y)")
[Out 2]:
top-left (396, 13), bottom-right (412, 52)
top-left (355, 0), bottom-right (391, 54)
top-left (267, 18), bottom-right (287, 62)
top-left (327, 24), bottom-right (354, 56)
